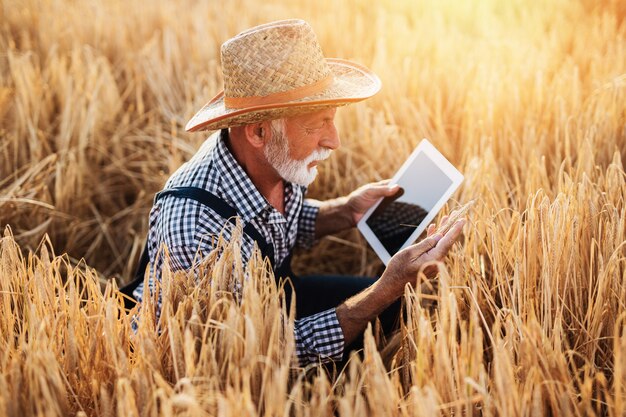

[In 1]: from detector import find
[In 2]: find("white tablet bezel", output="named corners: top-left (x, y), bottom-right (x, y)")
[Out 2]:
top-left (356, 138), bottom-right (464, 265)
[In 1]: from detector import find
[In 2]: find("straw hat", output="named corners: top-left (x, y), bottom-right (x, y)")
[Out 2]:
top-left (185, 19), bottom-right (381, 132)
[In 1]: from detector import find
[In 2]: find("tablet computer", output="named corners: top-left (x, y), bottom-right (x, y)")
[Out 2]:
top-left (356, 139), bottom-right (464, 265)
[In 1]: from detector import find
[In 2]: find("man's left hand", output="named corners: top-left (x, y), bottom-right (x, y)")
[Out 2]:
top-left (314, 179), bottom-right (399, 239)
top-left (344, 179), bottom-right (400, 226)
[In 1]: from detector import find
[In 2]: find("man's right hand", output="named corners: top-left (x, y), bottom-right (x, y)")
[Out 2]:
top-left (335, 213), bottom-right (466, 345)
top-left (380, 215), bottom-right (466, 299)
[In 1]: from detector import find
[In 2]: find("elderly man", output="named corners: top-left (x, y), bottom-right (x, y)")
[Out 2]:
top-left (129, 19), bottom-right (465, 366)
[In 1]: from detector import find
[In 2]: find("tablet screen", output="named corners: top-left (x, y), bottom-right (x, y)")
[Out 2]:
top-left (365, 150), bottom-right (454, 256)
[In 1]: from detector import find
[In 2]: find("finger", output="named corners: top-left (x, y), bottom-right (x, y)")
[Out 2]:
top-left (365, 183), bottom-right (400, 197)
top-left (432, 219), bottom-right (465, 256)
top-left (409, 233), bottom-right (443, 257)
top-left (365, 179), bottom-right (391, 188)
top-left (434, 215), bottom-right (450, 235)
top-left (385, 184), bottom-right (401, 194)
top-left (427, 224), bottom-right (436, 237)
top-left (436, 209), bottom-right (461, 234)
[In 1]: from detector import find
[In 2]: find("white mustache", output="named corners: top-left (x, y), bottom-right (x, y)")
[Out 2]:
top-left (303, 148), bottom-right (332, 165)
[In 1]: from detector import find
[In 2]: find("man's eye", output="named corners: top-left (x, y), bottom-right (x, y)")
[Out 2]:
top-left (304, 122), bottom-right (326, 133)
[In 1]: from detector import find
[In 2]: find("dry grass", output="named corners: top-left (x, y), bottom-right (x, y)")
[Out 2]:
top-left (1, 0), bottom-right (625, 415)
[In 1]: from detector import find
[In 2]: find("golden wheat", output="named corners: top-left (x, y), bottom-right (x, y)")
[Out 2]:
top-left (1, 0), bottom-right (625, 415)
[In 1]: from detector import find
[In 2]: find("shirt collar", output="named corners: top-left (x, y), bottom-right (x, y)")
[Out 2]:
top-left (212, 129), bottom-right (272, 223)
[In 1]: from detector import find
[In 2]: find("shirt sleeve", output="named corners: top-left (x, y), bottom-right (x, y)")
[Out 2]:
top-left (296, 198), bottom-right (321, 249)
top-left (293, 308), bottom-right (345, 366)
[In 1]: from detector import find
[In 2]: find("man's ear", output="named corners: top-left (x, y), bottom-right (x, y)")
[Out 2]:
top-left (243, 122), bottom-right (270, 148)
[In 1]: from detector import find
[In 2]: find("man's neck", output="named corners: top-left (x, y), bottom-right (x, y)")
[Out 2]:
top-left (224, 130), bottom-right (286, 214)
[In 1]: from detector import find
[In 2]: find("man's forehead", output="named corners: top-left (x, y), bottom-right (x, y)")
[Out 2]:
top-left (283, 108), bottom-right (337, 125)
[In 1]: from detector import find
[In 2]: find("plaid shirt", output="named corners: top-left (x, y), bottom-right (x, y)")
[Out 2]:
top-left (133, 130), bottom-right (344, 365)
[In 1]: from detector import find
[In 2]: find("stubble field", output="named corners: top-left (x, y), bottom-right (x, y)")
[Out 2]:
top-left (1, 0), bottom-right (625, 415)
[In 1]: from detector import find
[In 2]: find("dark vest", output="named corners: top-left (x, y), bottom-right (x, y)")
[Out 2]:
top-left (120, 186), bottom-right (293, 309)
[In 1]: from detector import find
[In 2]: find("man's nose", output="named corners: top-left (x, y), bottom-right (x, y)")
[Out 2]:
top-left (322, 123), bottom-right (341, 150)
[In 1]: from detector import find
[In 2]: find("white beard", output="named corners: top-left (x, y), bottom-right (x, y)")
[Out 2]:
top-left (263, 122), bottom-right (332, 186)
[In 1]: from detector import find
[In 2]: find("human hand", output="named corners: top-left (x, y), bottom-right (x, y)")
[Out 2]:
top-left (345, 179), bottom-right (401, 226)
top-left (381, 217), bottom-right (466, 297)
top-left (428, 201), bottom-right (475, 237)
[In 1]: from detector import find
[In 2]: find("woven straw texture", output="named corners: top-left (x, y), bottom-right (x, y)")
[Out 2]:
top-left (186, 19), bottom-right (381, 132)
top-left (222, 19), bottom-right (331, 99)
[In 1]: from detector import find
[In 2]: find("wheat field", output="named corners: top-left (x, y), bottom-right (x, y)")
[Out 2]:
top-left (1, 0), bottom-right (625, 415)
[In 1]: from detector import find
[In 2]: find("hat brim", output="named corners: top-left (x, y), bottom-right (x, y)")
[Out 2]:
top-left (185, 59), bottom-right (381, 132)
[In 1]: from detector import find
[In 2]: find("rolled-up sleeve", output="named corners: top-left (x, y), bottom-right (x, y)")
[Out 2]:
top-left (294, 308), bottom-right (345, 366)
top-left (296, 198), bottom-right (321, 249)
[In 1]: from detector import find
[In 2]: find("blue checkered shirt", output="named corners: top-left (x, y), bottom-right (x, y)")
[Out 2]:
top-left (133, 130), bottom-right (345, 365)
